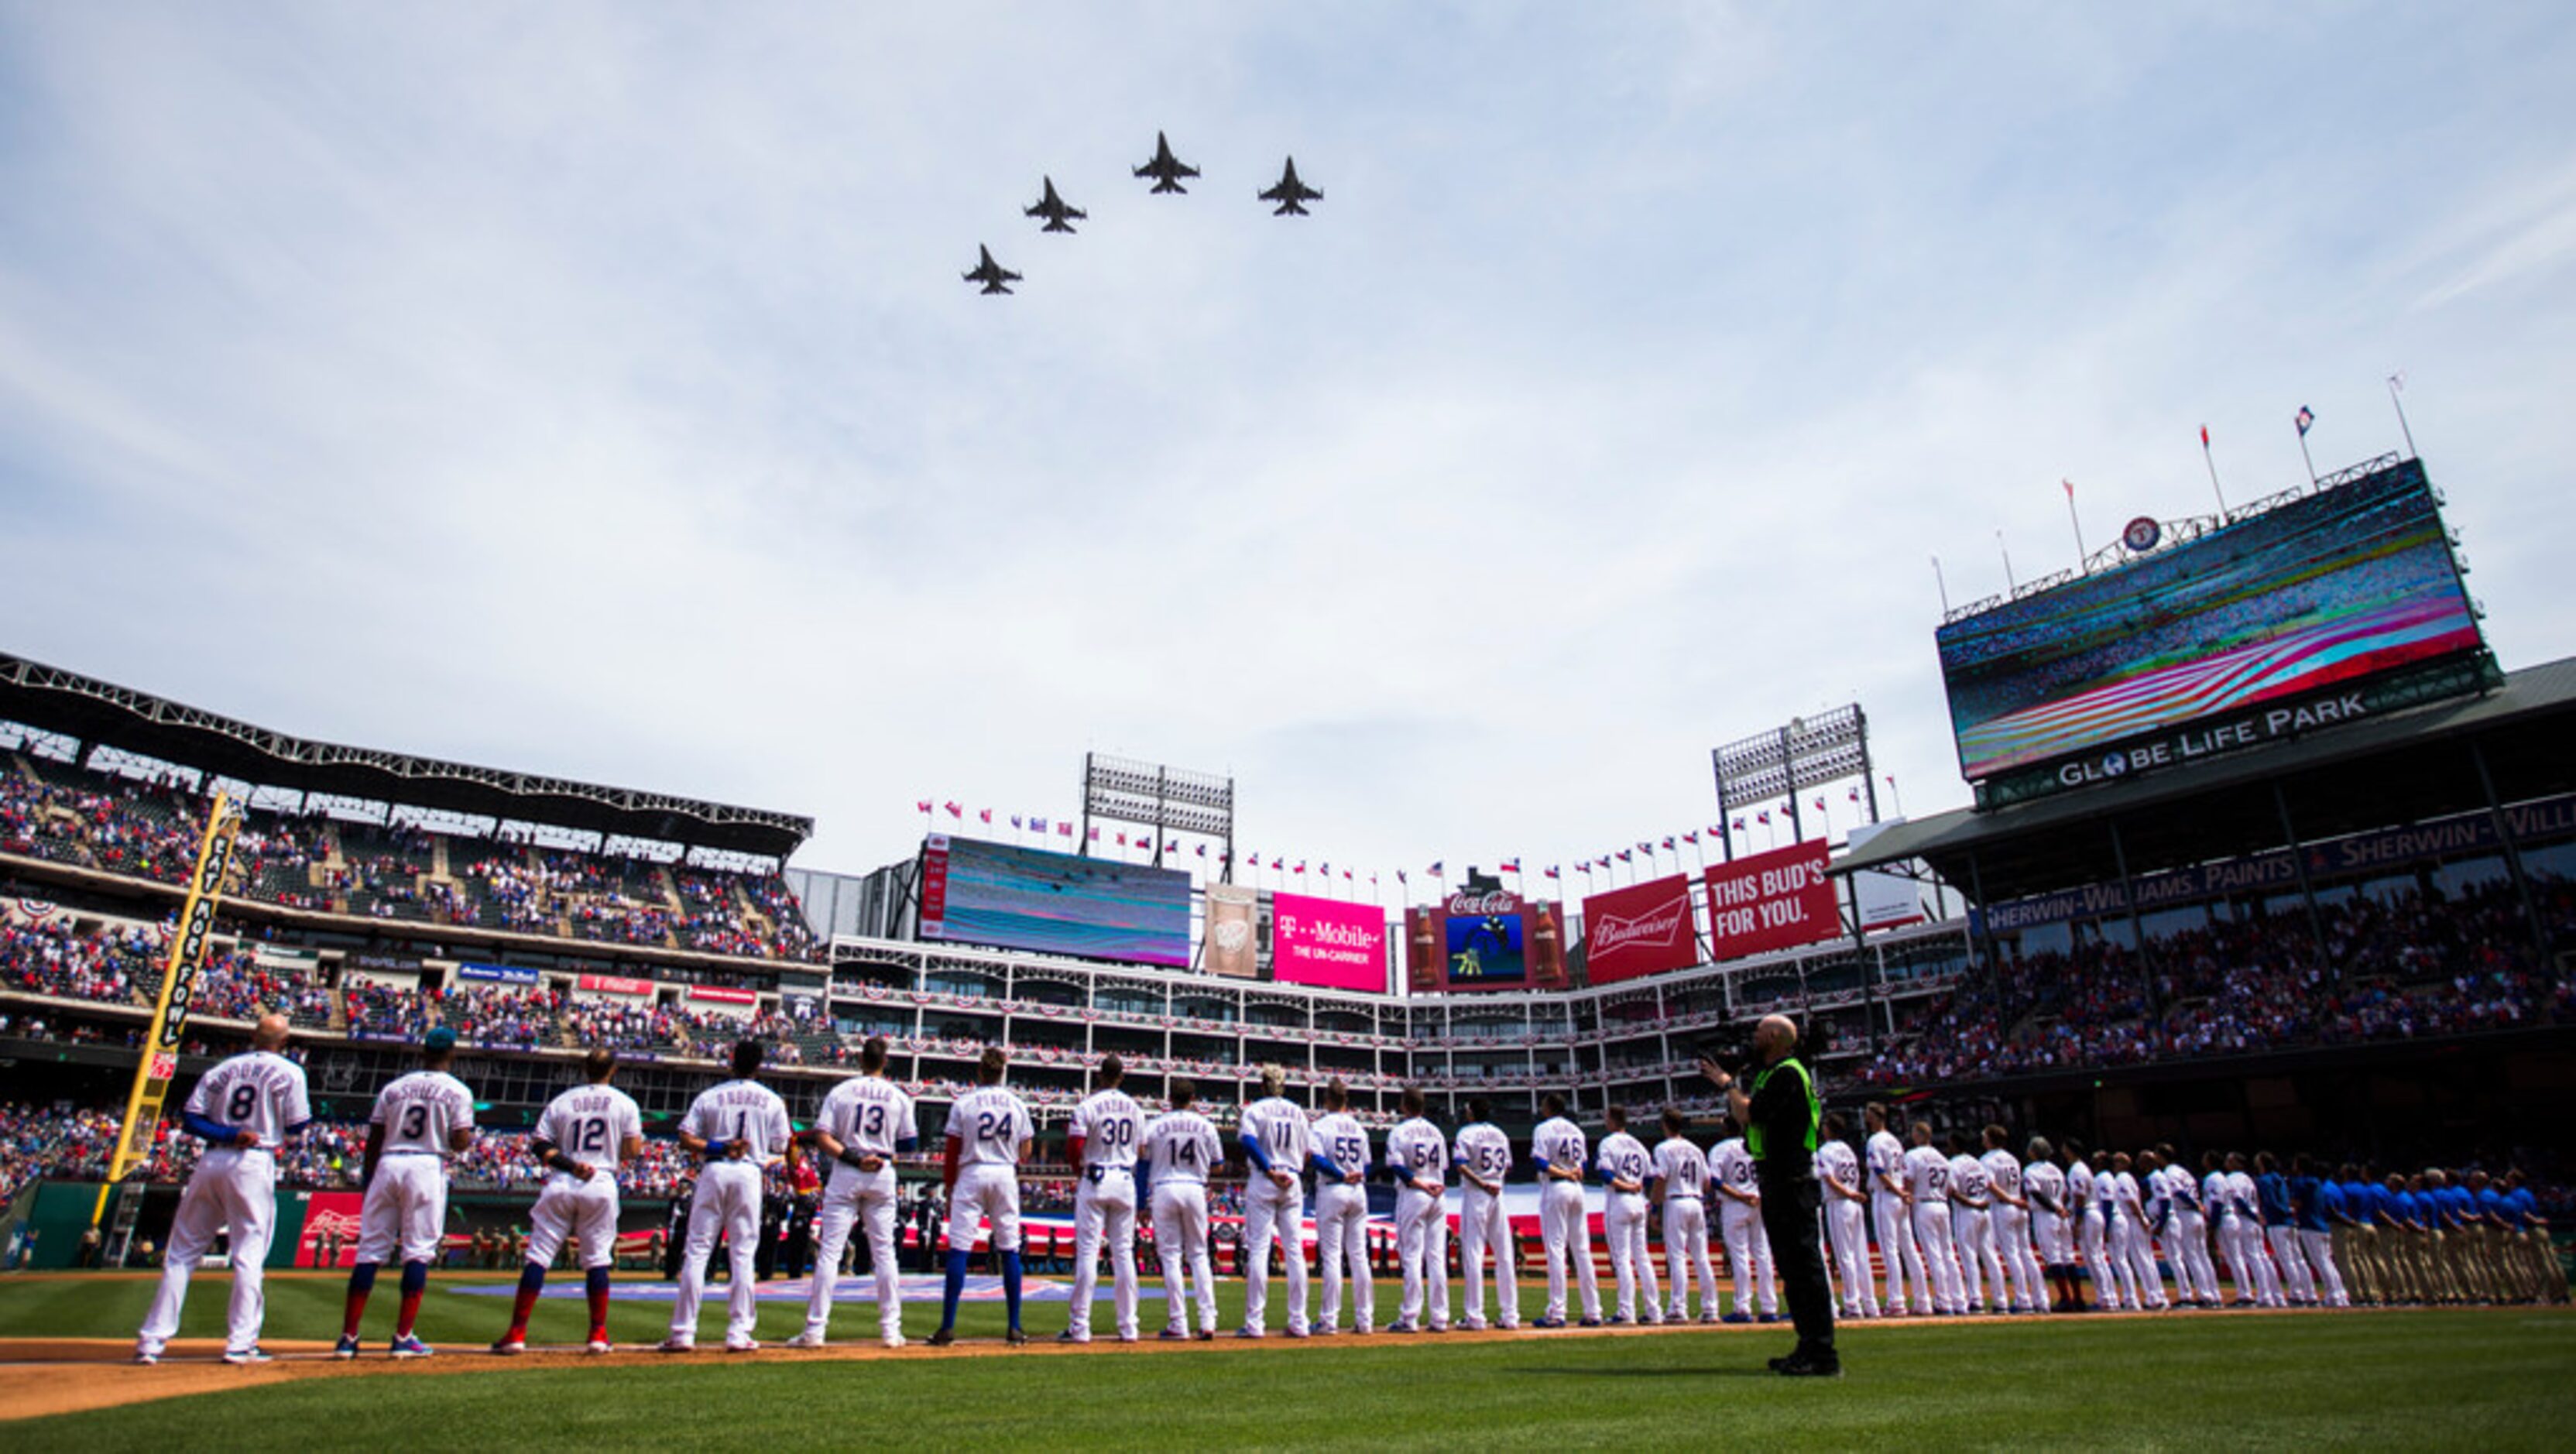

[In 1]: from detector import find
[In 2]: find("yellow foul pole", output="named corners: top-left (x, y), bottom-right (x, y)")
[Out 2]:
top-left (89, 791), bottom-right (244, 1227)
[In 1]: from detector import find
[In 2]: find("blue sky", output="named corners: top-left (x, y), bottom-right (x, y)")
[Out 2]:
top-left (3, 3), bottom-right (2573, 889)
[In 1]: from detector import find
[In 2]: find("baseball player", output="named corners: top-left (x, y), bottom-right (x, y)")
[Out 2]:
top-left (1712, 1116), bottom-right (1779, 1322)
top-left (1594, 1105), bottom-right (1661, 1325)
top-left (492, 1048), bottom-right (642, 1355)
top-left (1530, 1092), bottom-right (1604, 1327)
top-left (930, 1046), bottom-right (1034, 1346)
top-left (660, 1039), bottom-right (795, 1353)
top-left (1651, 1107), bottom-right (1718, 1323)
top-left (2248, 1152), bottom-right (2303, 1307)
top-left (1308, 1077), bottom-right (1375, 1336)
top-left (1383, 1085), bottom-right (1452, 1332)
top-left (1451, 1097), bottom-right (1520, 1331)
top-left (339, 1026), bottom-right (475, 1358)
top-left (1141, 1078), bottom-right (1223, 1339)
top-left (1864, 1102), bottom-right (1927, 1316)
top-left (135, 1014), bottom-right (310, 1365)
top-left (1061, 1054), bottom-right (1144, 1344)
top-left (2069, 1140), bottom-right (2122, 1309)
top-left (792, 1035), bottom-right (917, 1349)
top-left (1235, 1065), bottom-right (1312, 1338)
top-left (2108, 1152), bottom-right (2167, 1310)
top-left (1981, 1124), bottom-right (2045, 1312)
top-left (1945, 1132), bottom-right (2001, 1314)
top-left (1816, 1113), bottom-right (1875, 1319)
top-left (2152, 1144), bottom-right (2220, 1308)
top-left (2291, 1154), bottom-right (2351, 1307)
top-left (2024, 1137), bottom-right (2074, 1310)
top-left (1903, 1120), bottom-right (1966, 1315)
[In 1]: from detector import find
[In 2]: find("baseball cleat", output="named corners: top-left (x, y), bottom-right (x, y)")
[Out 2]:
top-left (1004, 1328), bottom-right (1028, 1346)
top-left (881, 1333), bottom-right (906, 1349)
top-left (1460, 1319), bottom-right (1488, 1332)
top-left (1055, 1330), bottom-right (1088, 1344)
top-left (925, 1329), bottom-right (955, 1347)
top-left (1116, 1333), bottom-right (1140, 1344)
top-left (1577, 1316), bottom-right (1604, 1328)
top-left (1720, 1311), bottom-right (1751, 1324)
top-left (132, 1347), bottom-right (159, 1366)
top-left (489, 1338), bottom-right (526, 1356)
top-left (1310, 1325), bottom-right (1336, 1337)
top-left (1427, 1323), bottom-right (1449, 1335)
top-left (1285, 1327), bottom-right (1309, 1339)
top-left (656, 1337), bottom-right (696, 1353)
top-left (333, 1334), bottom-right (361, 1359)
top-left (722, 1338), bottom-right (760, 1353)
top-left (1234, 1326), bottom-right (1264, 1339)
top-left (1532, 1316), bottom-right (1566, 1329)
top-left (1193, 1329), bottom-right (1213, 1341)
top-left (1756, 1313), bottom-right (1779, 1324)
top-left (1699, 1312), bottom-right (1721, 1325)
top-left (782, 1332), bottom-right (826, 1349)
top-left (222, 1346), bottom-right (273, 1365)
top-left (1383, 1319), bottom-right (1416, 1335)
top-left (585, 1339), bottom-right (614, 1355)
top-left (1159, 1329), bottom-right (1191, 1342)
top-left (390, 1334), bottom-right (433, 1358)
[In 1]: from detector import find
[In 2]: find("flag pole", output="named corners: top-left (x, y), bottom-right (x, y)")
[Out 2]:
top-left (2296, 406), bottom-right (2317, 486)
top-left (2201, 425), bottom-right (2228, 517)
top-left (2063, 479), bottom-right (2085, 572)
top-left (2388, 374), bottom-right (2417, 458)
top-left (1997, 530), bottom-right (2017, 593)
top-left (1930, 555), bottom-right (1950, 615)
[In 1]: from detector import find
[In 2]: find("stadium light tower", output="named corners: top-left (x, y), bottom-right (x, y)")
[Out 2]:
top-left (1079, 753), bottom-right (1235, 877)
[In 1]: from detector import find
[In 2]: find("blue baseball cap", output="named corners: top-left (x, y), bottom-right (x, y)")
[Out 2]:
top-left (425, 1027), bottom-right (458, 1053)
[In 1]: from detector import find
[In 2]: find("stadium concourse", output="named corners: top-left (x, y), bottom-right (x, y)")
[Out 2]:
top-left (1, 644), bottom-right (2573, 1364)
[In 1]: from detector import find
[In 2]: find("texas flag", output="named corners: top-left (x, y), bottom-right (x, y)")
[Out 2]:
top-left (1661, 836), bottom-right (1676, 851)
top-left (1757, 811), bottom-right (1771, 825)
top-left (945, 801), bottom-right (964, 819)
top-left (1577, 862), bottom-right (1593, 875)
top-left (1616, 849), bottom-right (1632, 862)
top-left (1543, 866), bottom-right (1560, 880)
top-left (1499, 857), bottom-right (1521, 873)
top-left (1058, 822), bottom-right (1074, 837)
top-left (915, 800), bottom-right (933, 814)
top-left (2296, 405), bottom-right (2315, 437)
top-left (978, 808), bottom-right (993, 824)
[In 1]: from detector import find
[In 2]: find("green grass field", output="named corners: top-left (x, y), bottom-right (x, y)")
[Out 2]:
top-left (5, 1274), bottom-right (2573, 1449)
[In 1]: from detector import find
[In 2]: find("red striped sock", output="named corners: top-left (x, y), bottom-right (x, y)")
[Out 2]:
top-left (396, 1291), bottom-right (424, 1338)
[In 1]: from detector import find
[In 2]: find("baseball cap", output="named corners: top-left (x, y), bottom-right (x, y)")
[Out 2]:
top-left (425, 1027), bottom-right (458, 1053)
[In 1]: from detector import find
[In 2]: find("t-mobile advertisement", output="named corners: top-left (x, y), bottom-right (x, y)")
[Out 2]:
top-left (1580, 873), bottom-right (1700, 986)
top-left (1703, 840), bottom-right (1839, 960)
top-left (1271, 892), bottom-right (1388, 992)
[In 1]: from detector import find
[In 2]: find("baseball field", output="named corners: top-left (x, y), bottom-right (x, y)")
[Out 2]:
top-left (1, 1272), bottom-right (2571, 1449)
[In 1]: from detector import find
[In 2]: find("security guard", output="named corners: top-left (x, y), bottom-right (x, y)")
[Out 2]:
top-left (1702, 1013), bottom-right (1837, 1376)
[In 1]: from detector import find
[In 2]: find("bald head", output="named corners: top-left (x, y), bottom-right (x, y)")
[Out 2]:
top-left (1755, 1014), bottom-right (1799, 1061)
top-left (252, 1014), bottom-right (291, 1051)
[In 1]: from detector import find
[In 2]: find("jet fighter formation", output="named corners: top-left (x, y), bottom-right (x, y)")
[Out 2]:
top-left (965, 132), bottom-right (1319, 296)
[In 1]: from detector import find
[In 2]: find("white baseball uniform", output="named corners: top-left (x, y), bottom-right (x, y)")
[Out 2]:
top-left (1142, 1108), bottom-right (1222, 1336)
top-left (944, 1085), bottom-right (1034, 1256)
top-left (1904, 1142), bottom-right (1966, 1314)
top-left (1532, 1115), bottom-right (1602, 1323)
top-left (2025, 1157), bottom-right (2070, 1267)
top-left (1816, 1138), bottom-right (1877, 1318)
top-left (1713, 1137), bottom-right (1777, 1318)
top-left (803, 1074), bottom-right (916, 1344)
top-left (2071, 1159), bottom-right (2120, 1307)
top-left (670, 1077), bottom-right (793, 1346)
top-left (2204, 1168), bottom-right (2255, 1305)
top-left (2109, 1169), bottom-right (2166, 1308)
top-left (2229, 1170), bottom-right (2290, 1305)
top-left (1452, 1121), bottom-right (1519, 1329)
top-left (1309, 1109), bottom-right (1374, 1332)
top-left (1948, 1152), bottom-right (2001, 1311)
top-left (1597, 1130), bottom-right (1660, 1323)
top-left (1386, 1116), bottom-right (1451, 1330)
top-left (1983, 1147), bottom-right (2046, 1311)
top-left (2157, 1165), bottom-right (2219, 1305)
top-left (1066, 1086), bottom-right (1144, 1341)
top-left (1237, 1095), bottom-right (1312, 1335)
top-left (137, 1048), bottom-right (311, 1359)
top-left (525, 1081), bottom-right (644, 1271)
top-left (1868, 1127), bottom-right (1928, 1314)
top-left (356, 1068), bottom-right (476, 1265)
top-left (1653, 1134), bottom-right (1718, 1322)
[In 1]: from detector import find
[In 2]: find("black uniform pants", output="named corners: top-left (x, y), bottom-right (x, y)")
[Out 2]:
top-left (1757, 1171), bottom-right (1836, 1356)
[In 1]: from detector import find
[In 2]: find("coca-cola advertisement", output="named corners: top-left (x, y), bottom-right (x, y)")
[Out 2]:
top-left (1271, 892), bottom-right (1387, 993)
top-left (1703, 840), bottom-right (1839, 960)
top-left (1580, 873), bottom-right (1700, 986)
top-left (1404, 891), bottom-right (1568, 993)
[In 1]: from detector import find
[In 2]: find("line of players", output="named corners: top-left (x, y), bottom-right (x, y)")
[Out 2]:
top-left (134, 1024), bottom-right (2567, 1365)
top-left (1836, 1103), bottom-right (2566, 1319)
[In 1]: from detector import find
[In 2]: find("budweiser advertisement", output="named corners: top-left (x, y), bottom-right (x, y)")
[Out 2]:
top-left (1202, 883), bottom-right (1259, 979)
top-left (1703, 840), bottom-right (1839, 959)
top-left (1271, 892), bottom-right (1388, 993)
top-left (1580, 873), bottom-right (1700, 986)
top-left (1405, 890), bottom-right (1568, 993)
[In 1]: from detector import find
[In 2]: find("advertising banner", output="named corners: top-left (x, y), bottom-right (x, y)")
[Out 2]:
top-left (347, 951), bottom-right (424, 976)
top-left (1271, 892), bottom-right (1387, 993)
top-left (918, 835), bottom-right (1193, 967)
top-left (1703, 841), bottom-right (1838, 960)
top-left (295, 1192), bottom-right (365, 1268)
top-left (1202, 883), bottom-right (1260, 980)
top-left (688, 986), bottom-right (758, 1006)
top-left (576, 973), bottom-right (656, 997)
top-left (1842, 821), bottom-right (1926, 931)
top-left (1407, 892), bottom-right (1568, 993)
top-left (1580, 874), bottom-right (1699, 986)
top-left (458, 962), bottom-right (540, 986)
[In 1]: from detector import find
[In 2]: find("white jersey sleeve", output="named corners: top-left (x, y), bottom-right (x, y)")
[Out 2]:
top-left (1312, 1113), bottom-right (1369, 1178)
top-left (1534, 1117), bottom-right (1588, 1175)
top-left (1984, 1150), bottom-right (2023, 1200)
top-left (1390, 1120), bottom-right (1448, 1184)
top-left (1455, 1124), bottom-right (1513, 1185)
top-left (1866, 1130), bottom-right (1905, 1192)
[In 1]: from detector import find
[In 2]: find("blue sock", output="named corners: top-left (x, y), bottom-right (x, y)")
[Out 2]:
top-left (1002, 1250), bottom-right (1024, 1331)
top-left (586, 1266), bottom-right (612, 1299)
top-left (348, 1261), bottom-right (379, 1295)
top-left (400, 1260), bottom-right (428, 1298)
top-left (940, 1250), bottom-right (969, 1332)
top-left (518, 1264), bottom-right (546, 1295)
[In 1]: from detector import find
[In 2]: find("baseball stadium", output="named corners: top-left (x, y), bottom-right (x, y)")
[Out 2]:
top-left (9, 8), bottom-right (2576, 1450)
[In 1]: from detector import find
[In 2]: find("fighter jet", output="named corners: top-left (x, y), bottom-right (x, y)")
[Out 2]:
top-left (962, 245), bottom-right (1021, 295)
top-left (1258, 156), bottom-right (1322, 216)
top-left (1024, 176), bottom-right (1086, 234)
top-left (1133, 131), bottom-right (1199, 194)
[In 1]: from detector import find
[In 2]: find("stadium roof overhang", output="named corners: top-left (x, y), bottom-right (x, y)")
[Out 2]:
top-left (0, 650), bottom-right (814, 859)
top-left (1833, 655), bottom-right (2576, 904)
